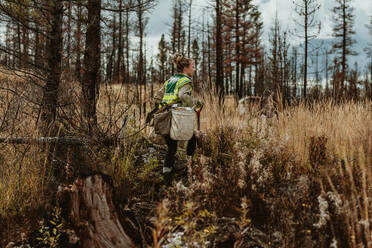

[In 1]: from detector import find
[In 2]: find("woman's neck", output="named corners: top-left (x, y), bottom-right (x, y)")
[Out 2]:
top-left (178, 72), bottom-right (191, 78)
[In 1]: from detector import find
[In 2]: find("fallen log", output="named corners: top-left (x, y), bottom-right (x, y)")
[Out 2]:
top-left (0, 136), bottom-right (121, 146)
top-left (0, 137), bottom-right (88, 145)
top-left (60, 174), bottom-right (137, 248)
top-left (0, 115), bottom-right (129, 146)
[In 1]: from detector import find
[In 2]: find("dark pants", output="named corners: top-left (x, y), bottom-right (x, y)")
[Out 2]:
top-left (164, 134), bottom-right (196, 169)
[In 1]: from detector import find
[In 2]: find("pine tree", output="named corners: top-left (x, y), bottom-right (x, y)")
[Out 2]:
top-left (251, 6), bottom-right (264, 97)
top-left (292, 0), bottom-right (321, 99)
top-left (82, 0), bottom-right (101, 134)
top-left (268, 15), bottom-right (280, 96)
top-left (348, 61), bottom-right (359, 100)
top-left (364, 15), bottom-right (372, 83)
top-left (0, 0), bottom-right (64, 134)
top-left (106, 14), bottom-right (117, 82)
top-left (66, 0), bottom-right (72, 70)
top-left (200, 8), bottom-right (208, 90)
top-left (170, 0), bottom-right (184, 74)
top-left (332, 0), bottom-right (357, 98)
top-left (191, 39), bottom-right (200, 91)
top-left (124, 7), bottom-right (131, 85)
top-left (291, 47), bottom-right (299, 98)
top-left (268, 14), bottom-right (291, 103)
top-left (157, 34), bottom-right (168, 83)
top-left (117, 0), bottom-right (124, 84)
top-left (40, 0), bottom-right (64, 135)
top-left (215, 0), bottom-right (224, 104)
top-left (4, 22), bottom-right (11, 66)
top-left (74, 3), bottom-right (84, 82)
top-left (220, 0), bottom-right (262, 98)
top-left (187, 0), bottom-right (193, 58)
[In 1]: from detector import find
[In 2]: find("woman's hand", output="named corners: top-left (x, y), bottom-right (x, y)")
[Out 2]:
top-left (196, 100), bottom-right (204, 108)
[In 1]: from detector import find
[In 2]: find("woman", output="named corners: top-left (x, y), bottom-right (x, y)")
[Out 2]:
top-left (153, 53), bottom-right (202, 179)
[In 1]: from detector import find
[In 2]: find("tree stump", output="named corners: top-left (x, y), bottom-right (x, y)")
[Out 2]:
top-left (61, 174), bottom-right (136, 248)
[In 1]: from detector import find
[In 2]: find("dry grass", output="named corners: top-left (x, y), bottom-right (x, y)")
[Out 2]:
top-left (273, 100), bottom-right (372, 167)
top-left (0, 71), bottom-right (372, 246)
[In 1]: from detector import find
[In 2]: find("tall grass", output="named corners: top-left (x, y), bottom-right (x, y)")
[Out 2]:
top-left (0, 71), bottom-right (371, 246)
top-left (273, 100), bottom-right (372, 167)
top-left (273, 100), bottom-right (372, 247)
top-left (152, 90), bottom-right (372, 246)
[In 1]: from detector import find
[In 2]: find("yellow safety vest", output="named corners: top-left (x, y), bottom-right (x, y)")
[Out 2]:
top-left (159, 74), bottom-right (191, 108)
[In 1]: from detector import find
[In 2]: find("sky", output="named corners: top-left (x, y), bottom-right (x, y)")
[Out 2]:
top-left (145, 0), bottom-right (371, 71)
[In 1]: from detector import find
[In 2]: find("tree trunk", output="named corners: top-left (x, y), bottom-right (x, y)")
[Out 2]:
top-left (82, 0), bottom-right (101, 135)
top-left (66, 0), bottom-right (72, 70)
top-left (75, 4), bottom-right (83, 82)
top-left (12, 22), bottom-right (16, 67)
top-left (207, 21), bottom-right (212, 91)
top-left (112, 15), bottom-right (118, 82)
top-left (60, 175), bottom-right (137, 248)
top-left (177, 0), bottom-right (183, 52)
top-left (5, 22), bottom-right (11, 66)
top-left (201, 11), bottom-right (207, 90)
top-left (108, 15), bottom-right (117, 82)
top-left (171, 2), bottom-right (177, 75)
top-left (40, 0), bottom-right (63, 135)
top-left (187, 0), bottom-right (192, 57)
top-left (22, 25), bottom-right (29, 68)
top-left (124, 9), bottom-right (130, 103)
top-left (137, 0), bottom-right (145, 118)
top-left (125, 8), bottom-right (130, 82)
top-left (304, 1), bottom-right (308, 99)
top-left (17, 22), bottom-right (21, 67)
top-left (235, 0), bottom-right (241, 98)
top-left (34, 24), bottom-right (41, 67)
top-left (215, 0), bottom-right (224, 105)
top-left (118, 0), bottom-right (123, 84)
top-left (341, 2), bottom-right (346, 97)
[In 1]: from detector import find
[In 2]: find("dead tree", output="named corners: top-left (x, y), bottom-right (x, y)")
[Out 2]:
top-left (117, 0), bottom-right (124, 83)
top-left (40, 1), bottom-right (64, 135)
top-left (74, 3), bottom-right (84, 82)
top-left (60, 174), bottom-right (137, 248)
top-left (82, 0), bottom-right (101, 135)
top-left (187, 0), bottom-right (193, 57)
top-left (332, 0), bottom-right (358, 99)
top-left (0, 1), bottom-right (64, 135)
top-left (292, 0), bottom-right (321, 99)
top-left (215, 0), bottom-right (224, 105)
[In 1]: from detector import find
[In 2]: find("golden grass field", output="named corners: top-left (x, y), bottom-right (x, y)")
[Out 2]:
top-left (1, 74), bottom-right (371, 206)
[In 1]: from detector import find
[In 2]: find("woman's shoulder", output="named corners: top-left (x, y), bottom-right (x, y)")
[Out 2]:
top-left (166, 74), bottom-right (191, 85)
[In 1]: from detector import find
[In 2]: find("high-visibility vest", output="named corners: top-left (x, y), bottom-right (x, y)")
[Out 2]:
top-left (160, 74), bottom-right (191, 108)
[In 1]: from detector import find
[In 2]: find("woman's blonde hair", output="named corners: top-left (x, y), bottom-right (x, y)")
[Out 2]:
top-left (172, 53), bottom-right (192, 73)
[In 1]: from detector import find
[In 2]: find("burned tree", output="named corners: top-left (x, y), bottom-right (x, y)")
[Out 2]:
top-left (332, 0), bottom-right (357, 98)
top-left (82, 0), bottom-right (101, 135)
top-left (0, 1), bottom-right (64, 135)
top-left (292, 0), bottom-right (321, 99)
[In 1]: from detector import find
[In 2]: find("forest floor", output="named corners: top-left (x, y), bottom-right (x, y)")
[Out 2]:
top-left (0, 75), bottom-right (371, 247)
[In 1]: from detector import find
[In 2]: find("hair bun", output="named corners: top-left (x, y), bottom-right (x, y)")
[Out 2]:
top-left (172, 53), bottom-right (191, 73)
top-left (172, 53), bottom-right (184, 65)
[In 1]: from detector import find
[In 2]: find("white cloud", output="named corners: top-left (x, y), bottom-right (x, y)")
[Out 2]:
top-left (255, 0), bottom-right (370, 39)
top-left (145, 0), bottom-right (371, 66)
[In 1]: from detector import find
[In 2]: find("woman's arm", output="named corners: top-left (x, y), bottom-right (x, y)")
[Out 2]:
top-left (178, 83), bottom-right (199, 107)
top-left (152, 85), bottom-right (164, 107)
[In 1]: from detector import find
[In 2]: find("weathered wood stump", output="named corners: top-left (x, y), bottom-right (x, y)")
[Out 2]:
top-left (61, 174), bottom-right (137, 248)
